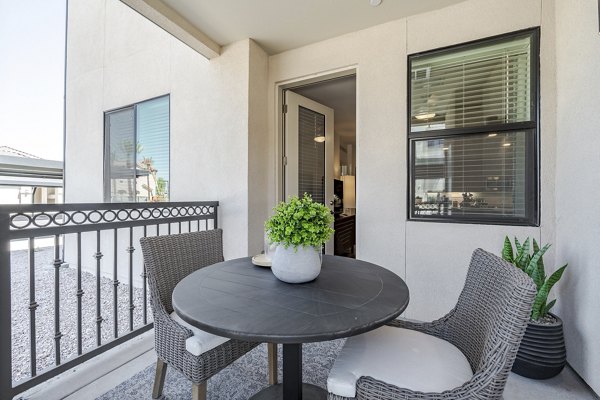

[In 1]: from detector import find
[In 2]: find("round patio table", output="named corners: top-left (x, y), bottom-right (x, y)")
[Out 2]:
top-left (172, 255), bottom-right (409, 400)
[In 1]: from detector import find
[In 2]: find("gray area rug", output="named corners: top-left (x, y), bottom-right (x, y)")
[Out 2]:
top-left (97, 340), bottom-right (344, 399)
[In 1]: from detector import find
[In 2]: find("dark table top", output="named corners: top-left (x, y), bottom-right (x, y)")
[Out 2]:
top-left (172, 255), bottom-right (409, 344)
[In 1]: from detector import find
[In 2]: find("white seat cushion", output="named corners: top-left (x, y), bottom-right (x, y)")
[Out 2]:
top-left (170, 312), bottom-right (229, 356)
top-left (327, 326), bottom-right (473, 398)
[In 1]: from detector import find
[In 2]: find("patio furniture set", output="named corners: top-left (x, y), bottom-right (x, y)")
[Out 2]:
top-left (140, 229), bottom-right (536, 400)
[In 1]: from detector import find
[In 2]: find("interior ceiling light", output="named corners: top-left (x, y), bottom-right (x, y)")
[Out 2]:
top-left (488, 133), bottom-right (498, 137)
top-left (415, 112), bottom-right (436, 120)
top-left (370, 0), bottom-right (382, 6)
top-left (313, 114), bottom-right (326, 143)
top-left (503, 143), bottom-right (511, 147)
top-left (415, 94), bottom-right (437, 121)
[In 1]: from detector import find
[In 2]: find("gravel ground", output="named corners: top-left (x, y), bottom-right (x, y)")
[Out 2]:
top-left (10, 246), bottom-right (151, 383)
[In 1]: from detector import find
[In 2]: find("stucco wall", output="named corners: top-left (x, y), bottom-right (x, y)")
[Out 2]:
top-left (554, 0), bottom-right (600, 394)
top-left (269, 18), bottom-right (409, 283)
top-left (65, 0), bottom-right (267, 283)
top-left (268, 0), bottom-right (549, 321)
top-left (247, 40), bottom-right (270, 256)
top-left (269, 0), bottom-right (600, 390)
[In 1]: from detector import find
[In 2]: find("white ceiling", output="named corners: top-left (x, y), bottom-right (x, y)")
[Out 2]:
top-left (162, 0), bottom-right (468, 54)
top-left (293, 75), bottom-right (356, 145)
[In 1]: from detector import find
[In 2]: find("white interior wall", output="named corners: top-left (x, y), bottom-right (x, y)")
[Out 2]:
top-left (65, 1), bottom-right (263, 284)
top-left (554, 0), bottom-right (600, 394)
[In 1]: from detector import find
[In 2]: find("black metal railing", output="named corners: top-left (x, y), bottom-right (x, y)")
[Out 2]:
top-left (0, 201), bottom-right (218, 398)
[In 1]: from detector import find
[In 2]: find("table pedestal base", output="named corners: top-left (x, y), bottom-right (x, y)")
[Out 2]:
top-left (249, 383), bottom-right (326, 400)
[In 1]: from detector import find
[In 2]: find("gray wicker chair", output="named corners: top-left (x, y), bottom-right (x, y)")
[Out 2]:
top-left (140, 229), bottom-right (277, 400)
top-left (327, 248), bottom-right (537, 400)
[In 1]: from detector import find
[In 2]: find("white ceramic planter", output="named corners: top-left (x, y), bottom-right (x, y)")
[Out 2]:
top-left (271, 245), bottom-right (322, 283)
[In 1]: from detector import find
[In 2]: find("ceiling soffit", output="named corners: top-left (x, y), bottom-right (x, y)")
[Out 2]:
top-left (121, 0), bottom-right (468, 57)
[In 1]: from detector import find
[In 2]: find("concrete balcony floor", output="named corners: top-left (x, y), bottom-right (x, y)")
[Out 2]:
top-left (20, 332), bottom-right (598, 400)
top-left (11, 248), bottom-right (599, 400)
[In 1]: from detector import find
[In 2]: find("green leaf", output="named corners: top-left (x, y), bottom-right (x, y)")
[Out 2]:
top-left (514, 237), bottom-right (522, 254)
top-left (527, 243), bottom-right (551, 288)
top-left (543, 264), bottom-right (568, 293)
top-left (533, 238), bottom-right (545, 272)
top-left (502, 236), bottom-right (514, 262)
top-left (532, 238), bottom-right (540, 253)
top-left (531, 264), bottom-right (567, 320)
top-left (532, 296), bottom-right (546, 321)
top-left (542, 299), bottom-right (557, 317)
top-left (515, 238), bottom-right (530, 271)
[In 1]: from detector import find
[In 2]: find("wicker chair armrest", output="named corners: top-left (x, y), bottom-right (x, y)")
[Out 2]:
top-left (152, 298), bottom-right (193, 360)
top-left (386, 309), bottom-right (456, 339)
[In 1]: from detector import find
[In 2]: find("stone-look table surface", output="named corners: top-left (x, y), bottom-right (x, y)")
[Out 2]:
top-left (172, 255), bottom-right (409, 400)
top-left (172, 255), bottom-right (409, 343)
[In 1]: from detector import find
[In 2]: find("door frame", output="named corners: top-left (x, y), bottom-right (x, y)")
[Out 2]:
top-left (283, 91), bottom-right (335, 253)
top-left (274, 66), bottom-right (358, 203)
top-left (283, 91), bottom-right (334, 206)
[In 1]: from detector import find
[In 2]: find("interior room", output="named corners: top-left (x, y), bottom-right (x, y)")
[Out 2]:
top-left (290, 75), bottom-right (357, 258)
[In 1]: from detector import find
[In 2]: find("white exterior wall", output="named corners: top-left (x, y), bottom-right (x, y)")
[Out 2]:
top-left (269, 18), bottom-right (409, 284)
top-left (269, 0), bottom-right (600, 390)
top-left (247, 40), bottom-right (270, 256)
top-left (268, 0), bottom-right (549, 321)
top-left (65, 0), bottom-right (268, 284)
top-left (554, 0), bottom-right (600, 394)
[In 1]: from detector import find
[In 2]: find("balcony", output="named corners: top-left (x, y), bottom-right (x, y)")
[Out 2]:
top-left (0, 201), bottom-right (596, 400)
top-left (3, 0), bottom-right (600, 398)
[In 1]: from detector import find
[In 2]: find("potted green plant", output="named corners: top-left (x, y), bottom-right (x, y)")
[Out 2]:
top-left (502, 236), bottom-right (568, 379)
top-left (265, 194), bottom-right (334, 283)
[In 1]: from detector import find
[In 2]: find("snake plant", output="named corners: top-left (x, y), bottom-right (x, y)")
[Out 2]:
top-left (502, 236), bottom-right (567, 321)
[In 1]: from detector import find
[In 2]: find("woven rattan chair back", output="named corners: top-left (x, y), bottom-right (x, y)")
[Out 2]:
top-left (444, 248), bottom-right (536, 373)
top-left (329, 248), bottom-right (536, 400)
top-left (139, 229), bottom-right (263, 399)
top-left (140, 229), bottom-right (224, 314)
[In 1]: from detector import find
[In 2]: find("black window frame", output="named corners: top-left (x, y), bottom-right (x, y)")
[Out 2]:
top-left (103, 94), bottom-right (170, 203)
top-left (407, 28), bottom-right (540, 227)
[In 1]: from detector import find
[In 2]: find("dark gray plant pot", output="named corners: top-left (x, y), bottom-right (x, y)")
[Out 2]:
top-left (512, 313), bottom-right (567, 379)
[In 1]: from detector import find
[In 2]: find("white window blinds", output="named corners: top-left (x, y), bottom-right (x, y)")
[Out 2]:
top-left (105, 108), bottom-right (136, 202)
top-left (413, 131), bottom-right (529, 219)
top-left (408, 30), bottom-right (538, 226)
top-left (104, 95), bottom-right (170, 203)
top-left (298, 106), bottom-right (325, 204)
top-left (137, 96), bottom-right (170, 202)
top-left (411, 35), bottom-right (532, 132)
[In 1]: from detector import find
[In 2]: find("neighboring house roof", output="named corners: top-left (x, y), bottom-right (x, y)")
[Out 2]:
top-left (0, 147), bottom-right (62, 187)
top-left (0, 146), bottom-right (42, 159)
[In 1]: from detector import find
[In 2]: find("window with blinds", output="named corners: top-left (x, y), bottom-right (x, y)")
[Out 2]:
top-left (104, 95), bottom-right (170, 203)
top-left (105, 108), bottom-right (136, 202)
top-left (298, 106), bottom-right (326, 204)
top-left (408, 29), bottom-right (539, 225)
